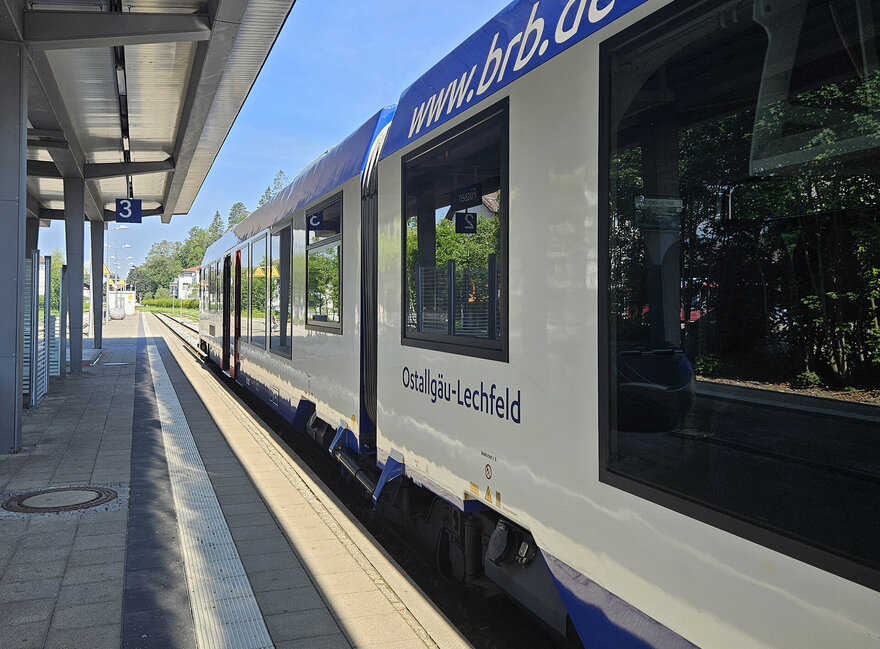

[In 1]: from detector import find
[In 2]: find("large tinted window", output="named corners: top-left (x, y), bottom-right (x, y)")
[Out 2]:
top-left (239, 246), bottom-right (249, 341)
top-left (603, 0), bottom-right (880, 584)
top-left (306, 198), bottom-right (342, 331)
top-left (270, 227), bottom-right (292, 353)
top-left (250, 237), bottom-right (267, 347)
top-left (402, 103), bottom-right (507, 359)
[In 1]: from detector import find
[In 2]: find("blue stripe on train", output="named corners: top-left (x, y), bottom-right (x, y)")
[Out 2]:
top-left (542, 550), bottom-right (698, 649)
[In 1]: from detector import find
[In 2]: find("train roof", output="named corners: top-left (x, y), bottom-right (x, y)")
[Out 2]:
top-left (203, 105), bottom-right (396, 264)
top-left (381, 0), bottom-right (648, 159)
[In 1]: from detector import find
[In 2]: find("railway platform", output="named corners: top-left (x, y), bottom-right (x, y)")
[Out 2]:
top-left (0, 312), bottom-right (470, 649)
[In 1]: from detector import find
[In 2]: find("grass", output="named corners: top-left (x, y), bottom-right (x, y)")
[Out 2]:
top-left (137, 304), bottom-right (200, 322)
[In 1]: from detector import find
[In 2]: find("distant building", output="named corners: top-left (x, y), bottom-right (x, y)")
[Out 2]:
top-left (174, 266), bottom-right (200, 299)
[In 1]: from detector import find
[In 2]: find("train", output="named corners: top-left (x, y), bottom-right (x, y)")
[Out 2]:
top-left (200, 0), bottom-right (880, 647)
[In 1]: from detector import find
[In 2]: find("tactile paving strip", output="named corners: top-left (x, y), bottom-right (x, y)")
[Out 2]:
top-left (143, 318), bottom-right (273, 649)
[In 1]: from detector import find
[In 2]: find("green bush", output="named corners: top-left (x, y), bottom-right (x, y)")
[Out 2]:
top-left (694, 353), bottom-right (723, 376)
top-left (790, 370), bottom-right (822, 389)
top-left (141, 298), bottom-right (199, 310)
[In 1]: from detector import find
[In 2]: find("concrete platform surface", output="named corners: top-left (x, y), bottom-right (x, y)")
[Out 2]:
top-left (0, 313), bottom-right (471, 649)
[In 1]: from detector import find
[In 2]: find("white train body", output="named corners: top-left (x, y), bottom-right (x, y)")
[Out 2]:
top-left (203, 1), bottom-right (880, 646)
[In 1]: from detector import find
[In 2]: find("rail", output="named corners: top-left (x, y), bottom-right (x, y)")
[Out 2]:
top-left (152, 312), bottom-right (202, 357)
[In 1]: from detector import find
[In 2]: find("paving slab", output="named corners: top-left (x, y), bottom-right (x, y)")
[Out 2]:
top-left (0, 312), bottom-right (471, 649)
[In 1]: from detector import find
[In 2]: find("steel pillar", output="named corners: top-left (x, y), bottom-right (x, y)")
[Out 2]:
top-left (26, 218), bottom-right (39, 258)
top-left (0, 42), bottom-right (27, 454)
top-left (90, 221), bottom-right (103, 349)
top-left (64, 178), bottom-right (84, 373)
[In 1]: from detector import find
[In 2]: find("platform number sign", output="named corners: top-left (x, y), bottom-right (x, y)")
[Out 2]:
top-left (455, 211), bottom-right (478, 234)
top-left (308, 210), bottom-right (323, 231)
top-left (116, 198), bottom-right (142, 224)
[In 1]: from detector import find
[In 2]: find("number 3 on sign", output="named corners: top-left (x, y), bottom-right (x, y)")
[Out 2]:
top-left (115, 198), bottom-right (142, 223)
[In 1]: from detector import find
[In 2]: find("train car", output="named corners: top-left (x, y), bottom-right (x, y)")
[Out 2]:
top-left (201, 106), bottom-right (394, 452)
top-left (373, 0), bottom-right (880, 647)
top-left (202, 0), bottom-right (880, 647)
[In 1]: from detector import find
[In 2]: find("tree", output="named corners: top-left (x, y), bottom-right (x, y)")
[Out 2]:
top-left (48, 248), bottom-right (65, 311)
top-left (271, 170), bottom-right (289, 195)
top-left (177, 225), bottom-right (213, 270)
top-left (256, 186), bottom-right (273, 208)
top-left (133, 240), bottom-right (183, 297)
top-left (257, 170), bottom-right (288, 207)
top-left (154, 287), bottom-right (170, 299)
top-left (207, 211), bottom-right (224, 241)
top-left (227, 202), bottom-right (250, 230)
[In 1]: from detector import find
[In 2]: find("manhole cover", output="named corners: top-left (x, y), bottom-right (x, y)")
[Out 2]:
top-left (3, 486), bottom-right (117, 513)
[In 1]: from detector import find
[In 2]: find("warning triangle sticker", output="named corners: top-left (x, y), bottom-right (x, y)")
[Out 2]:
top-left (484, 486), bottom-right (492, 502)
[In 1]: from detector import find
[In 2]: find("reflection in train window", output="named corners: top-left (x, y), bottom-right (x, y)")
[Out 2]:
top-left (239, 246), bottom-right (249, 342)
top-left (250, 236), bottom-right (267, 347)
top-left (402, 102), bottom-right (507, 359)
top-left (270, 227), bottom-right (292, 354)
top-left (306, 197), bottom-right (342, 331)
top-left (603, 0), bottom-right (880, 579)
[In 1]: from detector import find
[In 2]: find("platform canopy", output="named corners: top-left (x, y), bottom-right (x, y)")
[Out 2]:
top-left (2, 0), bottom-right (294, 225)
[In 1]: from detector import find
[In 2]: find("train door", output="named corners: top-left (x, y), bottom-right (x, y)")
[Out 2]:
top-left (233, 250), bottom-right (241, 379)
top-left (221, 254), bottom-right (231, 373)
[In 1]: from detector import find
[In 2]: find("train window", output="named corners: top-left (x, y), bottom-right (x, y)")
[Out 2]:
top-left (239, 246), bottom-right (250, 342)
top-left (601, 0), bottom-right (880, 586)
top-left (215, 261), bottom-right (221, 312)
top-left (306, 197), bottom-right (342, 332)
top-left (270, 227), bottom-right (292, 353)
top-left (401, 102), bottom-right (508, 360)
top-left (209, 264), bottom-right (216, 312)
top-left (250, 236), bottom-right (267, 347)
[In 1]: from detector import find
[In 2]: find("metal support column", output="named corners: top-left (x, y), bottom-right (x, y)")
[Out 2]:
top-left (64, 178), bottom-right (85, 373)
top-left (90, 221), bottom-right (104, 349)
top-left (0, 42), bottom-right (27, 454)
top-left (26, 218), bottom-right (39, 259)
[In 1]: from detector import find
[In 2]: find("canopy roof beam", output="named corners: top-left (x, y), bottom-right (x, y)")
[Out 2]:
top-left (24, 11), bottom-right (212, 50)
top-left (85, 159), bottom-right (175, 180)
top-left (27, 159), bottom-right (175, 179)
top-left (28, 50), bottom-right (105, 222)
top-left (162, 0), bottom-right (251, 223)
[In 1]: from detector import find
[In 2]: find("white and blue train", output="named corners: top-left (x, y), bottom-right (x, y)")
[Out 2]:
top-left (201, 0), bottom-right (880, 646)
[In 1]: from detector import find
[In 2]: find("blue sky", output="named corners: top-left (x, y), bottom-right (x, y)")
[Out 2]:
top-left (40, 0), bottom-right (512, 275)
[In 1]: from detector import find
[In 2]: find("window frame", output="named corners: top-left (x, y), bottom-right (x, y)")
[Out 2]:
top-left (269, 221), bottom-right (294, 356)
top-left (305, 193), bottom-right (343, 334)
top-left (249, 235), bottom-right (268, 349)
top-left (238, 244), bottom-right (250, 343)
top-left (399, 99), bottom-right (510, 362)
top-left (596, 0), bottom-right (880, 593)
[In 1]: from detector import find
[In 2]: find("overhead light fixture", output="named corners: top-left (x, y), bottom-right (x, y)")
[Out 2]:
top-left (115, 66), bottom-right (127, 95)
top-left (122, 136), bottom-right (130, 152)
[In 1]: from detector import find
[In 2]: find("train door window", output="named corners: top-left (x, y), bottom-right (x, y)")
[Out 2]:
top-left (401, 101), bottom-right (508, 360)
top-left (209, 264), bottom-right (216, 312)
top-left (202, 267), bottom-right (208, 311)
top-left (250, 236), bottom-right (267, 347)
top-left (306, 197), bottom-right (342, 332)
top-left (601, 0), bottom-right (880, 588)
top-left (215, 261), bottom-right (221, 312)
top-left (270, 226), bottom-right (292, 353)
top-left (240, 245), bottom-right (250, 342)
